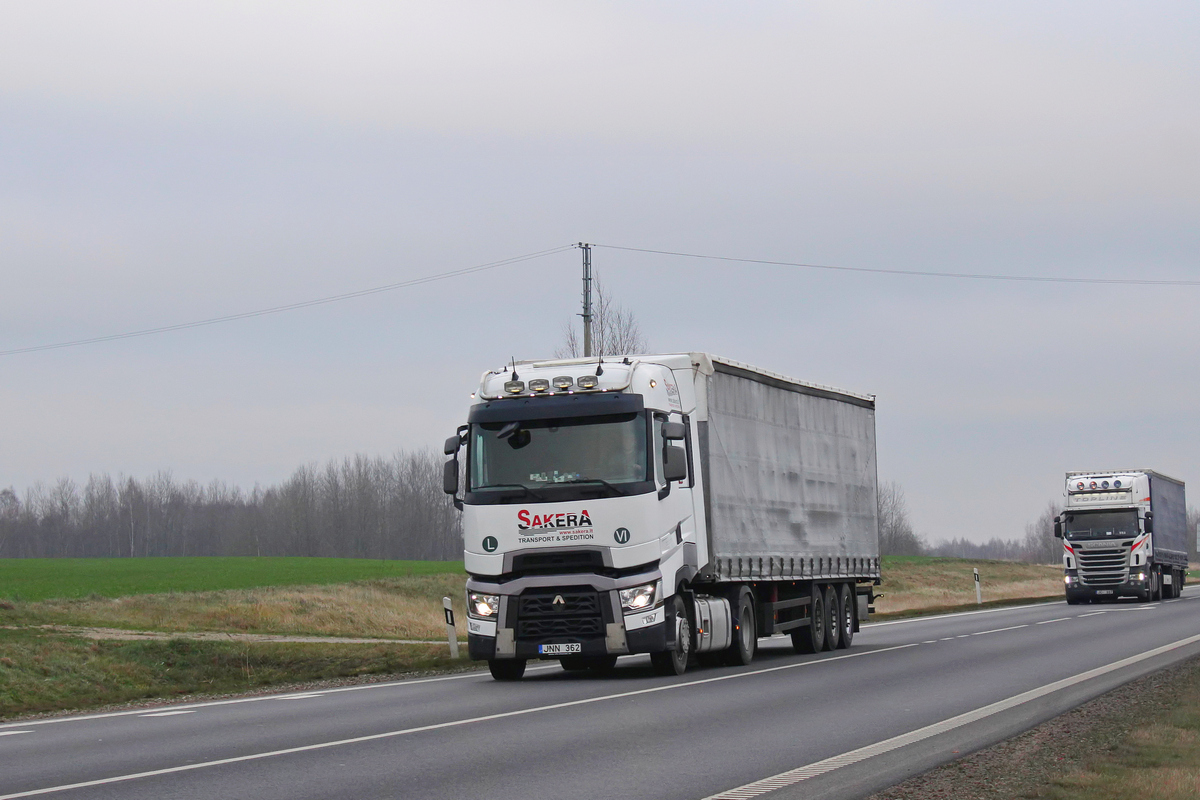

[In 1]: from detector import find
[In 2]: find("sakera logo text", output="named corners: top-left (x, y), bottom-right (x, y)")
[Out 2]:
top-left (517, 509), bottom-right (593, 530)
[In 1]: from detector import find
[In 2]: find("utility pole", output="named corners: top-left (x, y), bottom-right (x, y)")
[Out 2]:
top-left (579, 242), bottom-right (593, 357)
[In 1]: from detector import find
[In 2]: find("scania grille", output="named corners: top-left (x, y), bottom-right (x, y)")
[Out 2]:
top-left (515, 588), bottom-right (603, 642)
top-left (1078, 547), bottom-right (1129, 586)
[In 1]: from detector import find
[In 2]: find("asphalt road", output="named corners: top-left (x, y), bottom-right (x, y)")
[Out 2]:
top-left (4, 590), bottom-right (1200, 800)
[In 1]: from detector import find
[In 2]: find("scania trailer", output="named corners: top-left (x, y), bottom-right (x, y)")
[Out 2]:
top-left (1055, 470), bottom-right (1188, 603)
top-left (443, 353), bottom-right (881, 680)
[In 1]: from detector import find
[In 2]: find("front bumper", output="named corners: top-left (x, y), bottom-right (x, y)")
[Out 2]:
top-left (465, 579), bottom-right (672, 661)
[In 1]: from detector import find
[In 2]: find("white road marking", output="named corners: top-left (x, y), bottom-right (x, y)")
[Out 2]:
top-left (700, 631), bottom-right (1200, 800)
top-left (940, 637), bottom-right (954, 641)
top-left (273, 694), bottom-right (324, 700)
top-left (0, 731), bottom-right (31, 737)
top-left (139, 711), bottom-right (196, 718)
top-left (970, 625), bottom-right (1028, 636)
top-left (1036, 618), bottom-right (1071, 625)
top-left (955, 635), bottom-right (970, 639)
top-left (1078, 612), bottom-right (1107, 617)
top-left (0, 642), bottom-right (922, 799)
top-left (864, 601), bottom-right (1060, 628)
top-left (922, 641), bottom-right (938, 644)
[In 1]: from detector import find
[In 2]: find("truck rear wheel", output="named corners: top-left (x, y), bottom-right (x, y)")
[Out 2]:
top-left (651, 596), bottom-right (692, 676)
top-left (725, 588), bottom-right (757, 666)
top-left (489, 659), bottom-right (526, 681)
top-left (836, 584), bottom-right (854, 649)
top-left (791, 585), bottom-right (825, 654)
top-left (823, 584), bottom-right (841, 651)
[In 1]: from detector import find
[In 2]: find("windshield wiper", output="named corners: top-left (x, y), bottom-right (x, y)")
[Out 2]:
top-left (559, 478), bottom-right (630, 496)
top-left (478, 484), bottom-right (548, 501)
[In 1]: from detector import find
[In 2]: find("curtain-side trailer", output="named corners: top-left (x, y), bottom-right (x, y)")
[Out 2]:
top-left (444, 353), bottom-right (881, 680)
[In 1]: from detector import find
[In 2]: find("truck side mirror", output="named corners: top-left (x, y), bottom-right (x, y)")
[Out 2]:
top-left (662, 421), bottom-right (686, 441)
top-left (444, 435), bottom-right (460, 456)
top-left (443, 460), bottom-right (459, 495)
top-left (1144, 511), bottom-right (1153, 534)
top-left (1053, 516), bottom-right (1062, 539)
top-left (664, 445), bottom-right (687, 482)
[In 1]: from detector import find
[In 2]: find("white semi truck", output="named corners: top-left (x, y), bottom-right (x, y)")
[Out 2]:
top-left (443, 353), bottom-right (881, 680)
top-left (1055, 471), bottom-right (1188, 603)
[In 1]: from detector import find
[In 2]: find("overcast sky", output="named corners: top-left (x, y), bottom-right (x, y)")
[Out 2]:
top-left (2, 1), bottom-right (1198, 544)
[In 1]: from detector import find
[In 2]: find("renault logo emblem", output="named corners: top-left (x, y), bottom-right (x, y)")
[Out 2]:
top-left (553, 595), bottom-right (565, 606)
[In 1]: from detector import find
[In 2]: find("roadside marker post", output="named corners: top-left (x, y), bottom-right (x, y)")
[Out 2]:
top-left (442, 597), bottom-right (459, 659)
top-left (974, 568), bottom-right (982, 605)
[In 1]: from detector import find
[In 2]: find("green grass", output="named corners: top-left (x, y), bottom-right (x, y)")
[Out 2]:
top-left (0, 557), bottom-right (464, 602)
top-left (0, 627), bottom-right (469, 720)
top-left (1046, 660), bottom-right (1200, 800)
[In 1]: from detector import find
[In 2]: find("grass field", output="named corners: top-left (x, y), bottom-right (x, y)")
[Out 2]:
top-left (0, 557), bottom-right (464, 602)
top-left (875, 555), bottom-right (1062, 616)
top-left (0, 627), bottom-right (468, 719)
top-left (0, 554), bottom-right (1071, 719)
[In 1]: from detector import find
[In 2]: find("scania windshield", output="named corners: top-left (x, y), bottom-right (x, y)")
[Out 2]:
top-left (1062, 510), bottom-right (1139, 540)
top-left (468, 412), bottom-right (651, 502)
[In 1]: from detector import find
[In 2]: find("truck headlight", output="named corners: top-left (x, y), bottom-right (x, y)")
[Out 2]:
top-left (1064, 575), bottom-right (1073, 585)
top-left (619, 582), bottom-right (660, 612)
top-left (468, 592), bottom-right (500, 618)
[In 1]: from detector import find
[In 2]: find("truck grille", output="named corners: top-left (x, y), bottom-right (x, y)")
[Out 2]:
top-left (1077, 546), bottom-right (1129, 586)
top-left (515, 588), bottom-right (604, 642)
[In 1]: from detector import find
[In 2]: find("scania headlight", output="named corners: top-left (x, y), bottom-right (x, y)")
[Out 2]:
top-left (468, 592), bottom-right (500, 618)
top-left (1064, 575), bottom-right (1073, 585)
top-left (619, 582), bottom-right (660, 612)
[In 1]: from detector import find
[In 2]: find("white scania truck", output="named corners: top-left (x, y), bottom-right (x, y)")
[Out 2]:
top-left (1055, 471), bottom-right (1188, 604)
top-left (443, 353), bottom-right (881, 680)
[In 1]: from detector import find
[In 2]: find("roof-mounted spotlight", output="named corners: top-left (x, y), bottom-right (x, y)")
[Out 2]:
top-left (528, 379), bottom-right (550, 393)
top-left (576, 375), bottom-right (599, 390)
top-left (504, 381), bottom-right (524, 394)
top-left (552, 376), bottom-right (574, 391)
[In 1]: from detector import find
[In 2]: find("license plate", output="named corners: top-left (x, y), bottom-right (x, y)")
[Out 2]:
top-left (538, 643), bottom-right (581, 655)
top-left (1096, 590), bottom-right (1114, 594)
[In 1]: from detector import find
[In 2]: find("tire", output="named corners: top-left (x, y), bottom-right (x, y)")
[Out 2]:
top-left (823, 584), bottom-right (840, 651)
top-left (791, 584), bottom-right (825, 654)
top-left (836, 584), bottom-right (854, 649)
top-left (1066, 594), bottom-right (1080, 605)
top-left (651, 596), bottom-right (692, 676)
top-left (488, 659), bottom-right (526, 681)
top-left (587, 655), bottom-right (618, 674)
top-left (1152, 569), bottom-right (1162, 602)
top-left (725, 588), bottom-right (757, 666)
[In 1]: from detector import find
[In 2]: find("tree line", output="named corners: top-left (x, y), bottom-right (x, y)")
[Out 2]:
top-left (0, 450), bottom-right (461, 561)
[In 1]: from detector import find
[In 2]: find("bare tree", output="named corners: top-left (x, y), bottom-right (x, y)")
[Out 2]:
top-left (1021, 501), bottom-right (1063, 564)
top-left (877, 481), bottom-right (925, 556)
top-left (556, 274), bottom-right (648, 358)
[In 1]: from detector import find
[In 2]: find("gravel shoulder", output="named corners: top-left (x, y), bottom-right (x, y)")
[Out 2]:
top-left (868, 653), bottom-right (1200, 800)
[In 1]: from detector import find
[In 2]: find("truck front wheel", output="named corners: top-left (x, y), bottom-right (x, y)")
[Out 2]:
top-left (488, 659), bottom-right (526, 681)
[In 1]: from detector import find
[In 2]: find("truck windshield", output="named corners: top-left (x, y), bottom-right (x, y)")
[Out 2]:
top-left (1062, 510), bottom-right (1139, 540)
top-left (469, 412), bottom-right (649, 498)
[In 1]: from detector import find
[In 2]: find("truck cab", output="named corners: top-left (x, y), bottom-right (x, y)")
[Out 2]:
top-left (444, 355), bottom-right (704, 679)
top-left (1056, 471), bottom-right (1188, 603)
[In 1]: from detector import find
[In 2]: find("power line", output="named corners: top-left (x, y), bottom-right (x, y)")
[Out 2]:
top-left (593, 244), bottom-right (1200, 287)
top-left (0, 245), bottom-right (575, 357)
